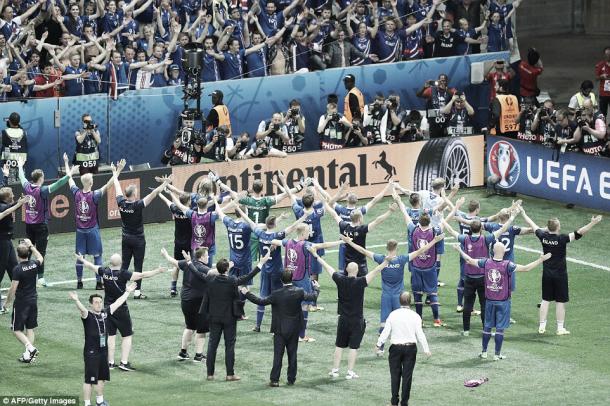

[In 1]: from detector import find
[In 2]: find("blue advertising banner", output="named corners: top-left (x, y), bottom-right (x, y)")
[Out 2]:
top-left (487, 135), bottom-right (610, 212)
top-left (2, 52), bottom-right (507, 177)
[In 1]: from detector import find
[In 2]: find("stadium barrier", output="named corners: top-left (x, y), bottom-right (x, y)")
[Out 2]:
top-left (2, 52), bottom-right (507, 178)
top-left (10, 135), bottom-right (484, 238)
top-left (487, 135), bottom-right (610, 212)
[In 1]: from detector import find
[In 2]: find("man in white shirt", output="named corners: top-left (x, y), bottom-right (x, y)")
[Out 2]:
top-left (377, 292), bottom-right (431, 406)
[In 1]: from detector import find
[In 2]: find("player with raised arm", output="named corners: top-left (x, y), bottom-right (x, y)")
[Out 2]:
top-left (76, 253), bottom-right (166, 371)
top-left (323, 188), bottom-right (397, 276)
top-left (455, 242), bottom-right (550, 360)
top-left (310, 248), bottom-right (388, 380)
top-left (393, 190), bottom-right (461, 326)
top-left (341, 233), bottom-right (445, 356)
top-left (113, 160), bottom-right (167, 299)
top-left (66, 157), bottom-right (120, 290)
top-left (69, 282), bottom-right (137, 406)
top-left (442, 205), bottom-right (518, 336)
top-left (520, 210), bottom-right (602, 335)
top-left (158, 191), bottom-right (193, 297)
top-left (235, 205), bottom-right (306, 332)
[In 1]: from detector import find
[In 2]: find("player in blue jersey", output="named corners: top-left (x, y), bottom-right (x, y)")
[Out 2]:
top-left (342, 234), bottom-right (446, 356)
top-left (236, 206), bottom-right (306, 332)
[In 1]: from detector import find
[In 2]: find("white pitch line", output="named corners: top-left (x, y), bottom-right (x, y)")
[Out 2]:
top-left (2, 238), bottom-right (608, 292)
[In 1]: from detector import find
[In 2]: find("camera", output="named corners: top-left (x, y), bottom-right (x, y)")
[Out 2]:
top-left (85, 121), bottom-right (97, 130)
top-left (427, 80), bottom-right (438, 87)
top-left (273, 123), bottom-right (280, 131)
top-left (387, 96), bottom-right (398, 109)
top-left (331, 113), bottom-right (340, 121)
top-left (290, 107), bottom-right (299, 116)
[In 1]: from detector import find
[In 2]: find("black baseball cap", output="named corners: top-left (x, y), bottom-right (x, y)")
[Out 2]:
top-left (343, 74), bottom-right (355, 82)
top-left (209, 90), bottom-right (223, 98)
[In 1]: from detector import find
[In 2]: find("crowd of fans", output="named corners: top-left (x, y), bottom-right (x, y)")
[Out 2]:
top-left (0, 0), bottom-right (522, 99)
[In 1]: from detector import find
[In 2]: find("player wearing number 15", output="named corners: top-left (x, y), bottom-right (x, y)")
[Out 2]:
top-left (216, 202), bottom-right (252, 282)
top-left (490, 79), bottom-right (520, 138)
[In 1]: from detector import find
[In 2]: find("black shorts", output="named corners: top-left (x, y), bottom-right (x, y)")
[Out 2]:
top-left (542, 273), bottom-right (569, 303)
top-left (106, 306), bottom-right (134, 336)
top-left (335, 316), bottom-right (366, 349)
top-left (84, 352), bottom-right (110, 384)
top-left (174, 243), bottom-right (191, 260)
top-left (11, 301), bottom-right (38, 331)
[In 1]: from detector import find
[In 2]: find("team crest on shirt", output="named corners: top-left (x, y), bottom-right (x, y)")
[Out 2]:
top-left (79, 200), bottom-right (90, 214)
top-left (27, 197), bottom-right (36, 208)
top-left (417, 239), bottom-right (430, 259)
top-left (287, 248), bottom-right (298, 264)
top-left (488, 269), bottom-right (502, 292)
top-left (194, 224), bottom-right (206, 238)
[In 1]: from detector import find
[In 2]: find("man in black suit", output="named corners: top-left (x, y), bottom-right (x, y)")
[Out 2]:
top-left (203, 252), bottom-right (270, 381)
top-left (240, 271), bottom-right (320, 387)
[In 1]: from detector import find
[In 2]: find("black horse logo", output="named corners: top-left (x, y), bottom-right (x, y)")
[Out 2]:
top-left (373, 151), bottom-right (396, 181)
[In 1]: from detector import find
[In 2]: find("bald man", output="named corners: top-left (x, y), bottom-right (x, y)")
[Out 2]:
top-left (76, 253), bottom-right (167, 371)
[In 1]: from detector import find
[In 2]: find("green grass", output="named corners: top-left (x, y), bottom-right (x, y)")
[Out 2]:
top-left (1, 189), bottom-right (609, 405)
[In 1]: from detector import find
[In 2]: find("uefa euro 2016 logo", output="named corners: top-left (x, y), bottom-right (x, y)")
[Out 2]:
top-left (488, 141), bottom-right (520, 189)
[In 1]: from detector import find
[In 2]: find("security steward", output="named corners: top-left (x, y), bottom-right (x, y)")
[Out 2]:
top-left (489, 79), bottom-right (520, 138)
top-left (343, 74), bottom-right (365, 124)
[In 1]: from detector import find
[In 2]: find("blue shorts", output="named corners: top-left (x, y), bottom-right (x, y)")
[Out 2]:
top-left (484, 299), bottom-right (511, 330)
top-left (259, 271), bottom-right (283, 297)
top-left (380, 293), bottom-right (401, 323)
top-left (293, 277), bottom-right (314, 305)
top-left (75, 227), bottom-right (102, 256)
top-left (309, 250), bottom-right (323, 275)
top-left (411, 267), bottom-right (438, 295)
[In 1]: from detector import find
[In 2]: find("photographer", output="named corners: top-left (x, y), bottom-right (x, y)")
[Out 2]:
top-left (399, 110), bottom-right (425, 142)
top-left (74, 114), bottom-right (101, 175)
top-left (441, 91), bottom-right (475, 137)
top-left (256, 113), bottom-right (291, 153)
top-left (568, 80), bottom-right (597, 117)
top-left (227, 132), bottom-right (252, 160)
top-left (201, 125), bottom-right (233, 162)
top-left (384, 95), bottom-right (404, 143)
top-left (417, 74), bottom-right (456, 138)
top-left (282, 100), bottom-right (306, 154)
top-left (1, 112), bottom-right (27, 184)
top-left (553, 109), bottom-right (580, 153)
top-left (344, 118), bottom-right (369, 148)
top-left (532, 99), bottom-right (557, 145)
top-left (362, 93), bottom-right (387, 145)
top-left (161, 110), bottom-right (204, 166)
top-left (515, 99), bottom-right (542, 143)
top-left (559, 100), bottom-right (607, 156)
top-left (317, 102), bottom-right (352, 150)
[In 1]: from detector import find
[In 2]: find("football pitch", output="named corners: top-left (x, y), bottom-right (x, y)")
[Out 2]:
top-left (1, 189), bottom-right (609, 406)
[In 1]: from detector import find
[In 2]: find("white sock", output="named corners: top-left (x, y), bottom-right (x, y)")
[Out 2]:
top-left (539, 320), bottom-right (547, 329)
top-left (84, 401), bottom-right (91, 406)
top-left (331, 368), bottom-right (339, 373)
top-left (26, 343), bottom-right (35, 352)
top-left (96, 395), bottom-right (104, 403)
top-left (135, 290), bottom-right (141, 296)
top-left (557, 321), bottom-right (564, 330)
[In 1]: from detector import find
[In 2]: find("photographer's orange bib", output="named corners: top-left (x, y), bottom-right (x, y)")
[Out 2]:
top-left (493, 95), bottom-right (520, 135)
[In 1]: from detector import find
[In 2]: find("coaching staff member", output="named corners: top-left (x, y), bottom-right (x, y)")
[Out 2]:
top-left (310, 248), bottom-right (387, 380)
top-left (377, 291), bottom-right (430, 406)
top-left (521, 209), bottom-right (602, 335)
top-left (69, 282), bottom-right (137, 406)
top-left (203, 253), bottom-right (269, 381)
top-left (240, 271), bottom-right (320, 387)
top-left (5, 239), bottom-right (43, 363)
top-left (112, 161), bottom-right (167, 299)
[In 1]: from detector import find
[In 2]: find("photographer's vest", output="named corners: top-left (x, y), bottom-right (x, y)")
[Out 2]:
top-left (580, 112), bottom-right (606, 155)
top-left (574, 92), bottom-right (597, 109)
top-left (365, 104), bottom-right (384, 144)
top-left (1, 128), bottom-right (27, 167)
top-left (517, 113), bottom-right (543, 143)
top-left (385, 110), bottom-right (401, 143)
top-left (493, 94), bottom-right (520, 136)
top-left (213, 104), bottom-right (231, 132)
top-left (320, 116), bottom-right (346, 150)
top-left (447, 107), bottom-right (473, 136)
top-left (344, 87), bottom-right (364, 123)
top-left (75, 132), bottom-right (100, 169)
top-left (284, 116), bottom-right (304, 153)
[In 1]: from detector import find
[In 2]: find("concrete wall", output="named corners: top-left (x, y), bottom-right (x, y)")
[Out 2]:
top-left (515, 0), bottom-right (610, 36)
